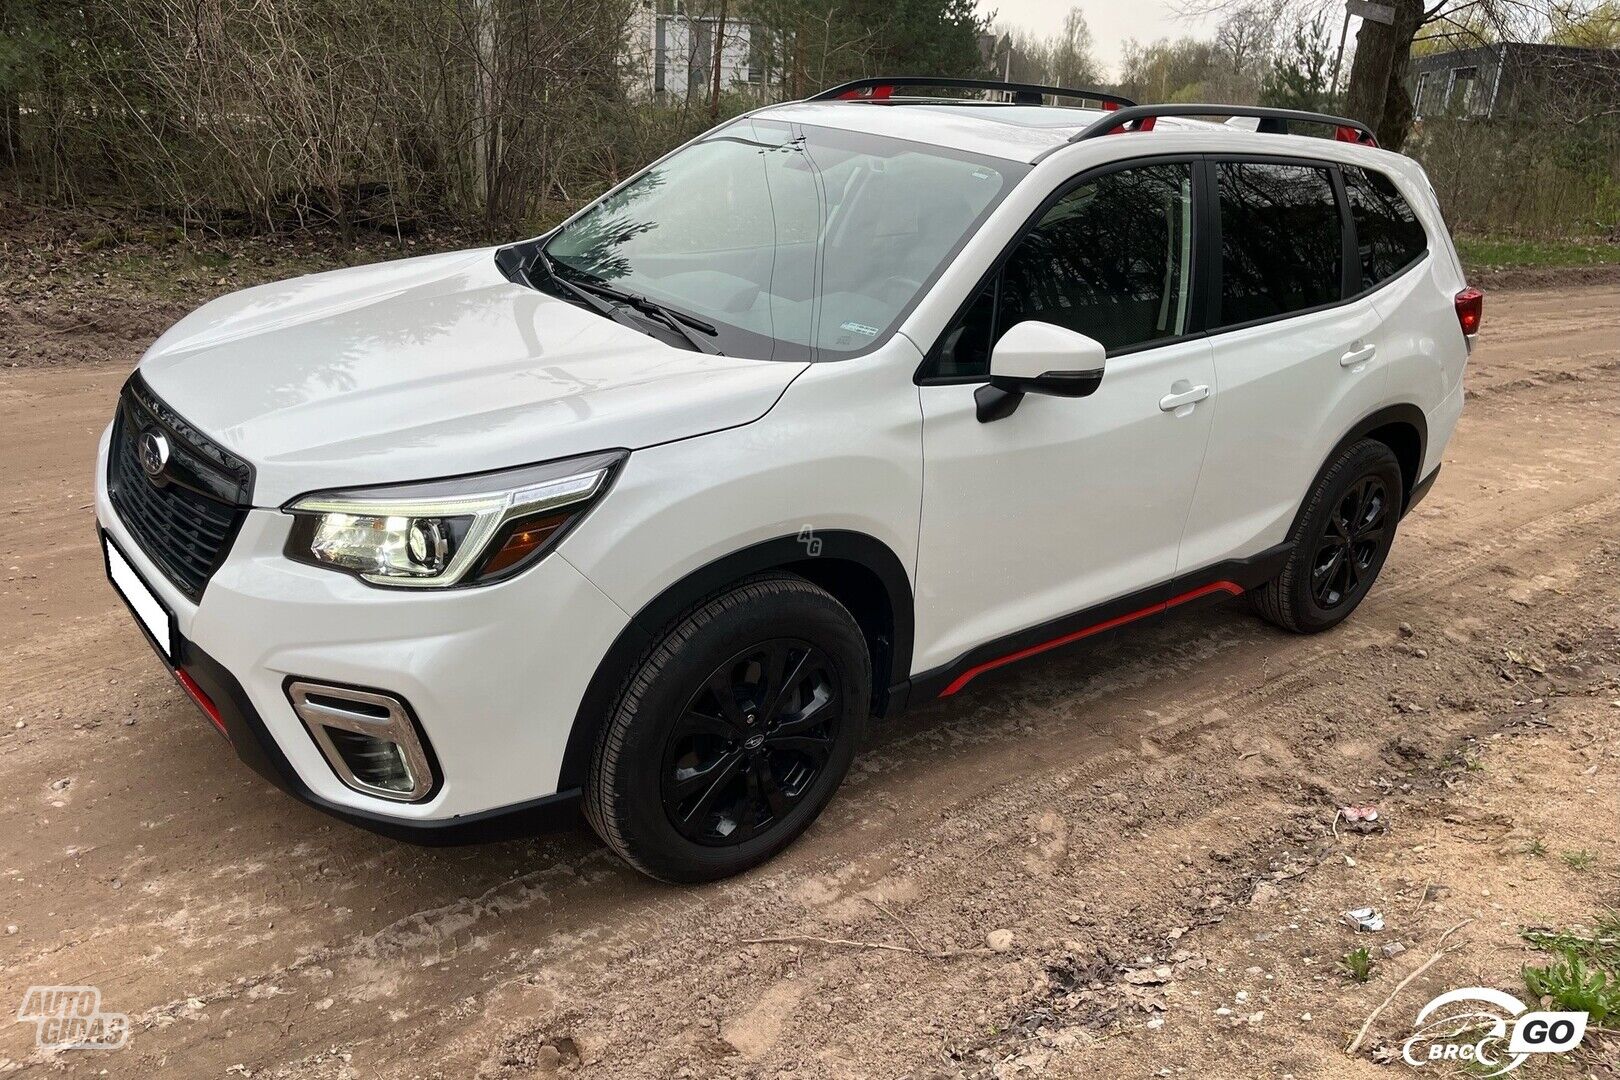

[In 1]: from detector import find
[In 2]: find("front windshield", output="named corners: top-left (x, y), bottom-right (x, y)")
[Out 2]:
top-left (543, 118), bottom-right (1026, 360)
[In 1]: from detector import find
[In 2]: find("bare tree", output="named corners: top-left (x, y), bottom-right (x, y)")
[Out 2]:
top-left (1178, 0), bottom-right (1581, 149)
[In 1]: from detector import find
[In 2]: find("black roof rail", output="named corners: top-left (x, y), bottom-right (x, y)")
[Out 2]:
top-left (1071, 104), bottom-right (1378, 146)
top-left (810, 77), bottom-right (1136, 110)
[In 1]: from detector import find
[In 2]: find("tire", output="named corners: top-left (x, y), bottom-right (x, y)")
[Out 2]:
top-left (583, 574), bottom-right (870, 883)
top-left (1251, 439), bottom-right (1404, 634)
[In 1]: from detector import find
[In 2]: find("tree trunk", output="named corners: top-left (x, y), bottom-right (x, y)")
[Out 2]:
top-left (2, 87), bottom-right (20, 170)
top-left (1343, 0), bottom-right (1424, 147)
top-left (709, 0), bottom-right (728, 121)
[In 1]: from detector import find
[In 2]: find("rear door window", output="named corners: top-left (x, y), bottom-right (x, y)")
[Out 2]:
top-left (1215, 162), bottom-right (1343, 327)
top-left (1342, 166), bottom-right (1428, 288)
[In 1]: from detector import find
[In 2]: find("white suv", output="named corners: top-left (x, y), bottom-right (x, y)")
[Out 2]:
top-left (96, 80), bottom-right (1478, 881)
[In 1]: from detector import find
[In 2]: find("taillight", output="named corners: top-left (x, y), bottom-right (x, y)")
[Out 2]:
top-left (1455, 287), bottom-right (1483, 336)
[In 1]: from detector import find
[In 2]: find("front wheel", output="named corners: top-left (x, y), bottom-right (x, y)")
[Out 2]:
top-left (583, 574), bottom-right (870, 882)
top-left (1251, 439), bottom-right (1404, 634)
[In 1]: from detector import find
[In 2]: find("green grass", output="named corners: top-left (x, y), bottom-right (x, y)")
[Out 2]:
top-left (1521, 916), bottom-right (1620, 1014)
top-left (1338, 946), bottom-right (1375, 983)
top-left (1563, 849), bottom-right (1598, 871)
top-left (1524, 949), bottom-right (1620, 1024)
top-left (1456, 235), bottom-right (1620, 272)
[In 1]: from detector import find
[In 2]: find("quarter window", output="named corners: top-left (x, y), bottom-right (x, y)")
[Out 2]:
top-left (1216, 162), bottom-right (1343, 327)
top-left (1342, 166), bottom-right (1428, 288)
top-left (929, 162), bottom-right (1194, 378)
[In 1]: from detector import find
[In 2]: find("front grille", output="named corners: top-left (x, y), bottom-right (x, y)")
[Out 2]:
top-left (107, 375), bottom-right (253, 600)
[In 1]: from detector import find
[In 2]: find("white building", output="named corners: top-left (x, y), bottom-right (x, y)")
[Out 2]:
top-left (626, 1), bottom-right (758, 103)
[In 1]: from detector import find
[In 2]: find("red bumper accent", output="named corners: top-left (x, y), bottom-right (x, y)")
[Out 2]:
top-left (175, 667), bottom-right (230, 739)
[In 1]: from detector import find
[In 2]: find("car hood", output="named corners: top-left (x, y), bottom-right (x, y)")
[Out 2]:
top-left (137, 248), bottom-right (807, 506)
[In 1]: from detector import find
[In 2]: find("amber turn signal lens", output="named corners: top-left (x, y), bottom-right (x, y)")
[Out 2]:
top-left (476, 512), bottom-right (570, 579)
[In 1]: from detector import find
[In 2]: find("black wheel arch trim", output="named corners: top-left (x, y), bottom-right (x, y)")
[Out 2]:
top-left (556, 530), bottom-right (915, 793)
top-left (1300, 404), bottom-right (1429, 532)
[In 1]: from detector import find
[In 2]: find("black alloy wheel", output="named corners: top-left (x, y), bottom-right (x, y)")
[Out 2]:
top-left (584, 574), bottom-right (869, 882)
top-left (661, 639), bottom-right (840, 845)
top-left (1310, 476), bottom-right (1390, 610)
top-left (1251, 438), bottom-right (1405, 634)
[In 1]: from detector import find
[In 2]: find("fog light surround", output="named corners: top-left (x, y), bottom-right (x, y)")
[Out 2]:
top-left (286, 681), bottom-right (437, 802)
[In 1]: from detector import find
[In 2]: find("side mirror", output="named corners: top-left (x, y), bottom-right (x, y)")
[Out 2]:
top-left (976, 321), bottom-right (1107, 422)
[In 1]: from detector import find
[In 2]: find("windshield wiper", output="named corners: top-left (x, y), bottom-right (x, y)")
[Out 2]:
top-left (523, 248), bottom-right (635, 325)
top-left (525, 250), bottom-right (724, 355)
top-left (565, 276), bottom-right (725, 356)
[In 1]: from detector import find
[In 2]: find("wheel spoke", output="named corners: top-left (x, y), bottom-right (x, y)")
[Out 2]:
top-left (767, 733), bottom-right (833, 766)
top-left (1313, 547), bottom-right (1343, 581)
top-left (1355, 504), bottom-right (1387, 541)
top-left (739, 765), bottom-right (764, 838)
top-left (772, 688), bottom-right (835, 737)
top-left (760, 646), bottom-right (812, 722)
top-left (1313, 548), bottom-right (1344, 605)
top-left (672, 750), bottom-right (745, 824)
top-left (1343, 549), bottom-right (1362, 593)
top-left (704, 670), bottom-right (750, 735)
top-left (753, 756), bottom-right (788, 819)
top-left (675, 709), bottom-right (739, 742)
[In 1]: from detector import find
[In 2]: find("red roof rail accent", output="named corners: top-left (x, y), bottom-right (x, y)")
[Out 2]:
top-left (1105, 115), bottom-right (1156, 135)
top-left (810, 77), bottom-right (1136, 110)
top-left (839, 84), bottom-right (894, 100)
top-left (1335, 124), bottom-right (1378, 146)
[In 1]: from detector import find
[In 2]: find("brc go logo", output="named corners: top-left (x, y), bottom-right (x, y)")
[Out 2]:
top-left (17, 986), bottom-right (130, 1051)
top-left (1402, 987), bottom-right (1585, 1076)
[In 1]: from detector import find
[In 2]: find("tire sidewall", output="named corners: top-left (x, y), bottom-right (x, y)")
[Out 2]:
top-left (603, 582), bottom-right (869, 881)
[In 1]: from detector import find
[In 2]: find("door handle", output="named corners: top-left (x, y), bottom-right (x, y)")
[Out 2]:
top-left (1159, 384), bottom-right (1211, 412)
top-left (1340, 343), bottom-right (1377, 368)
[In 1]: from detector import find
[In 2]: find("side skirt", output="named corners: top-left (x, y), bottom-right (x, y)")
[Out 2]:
top-left (891, 543), bottom-right (1292, 706)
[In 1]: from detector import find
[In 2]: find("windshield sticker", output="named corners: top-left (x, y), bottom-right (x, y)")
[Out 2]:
top-left (839, 320), bottom-right (879, 337)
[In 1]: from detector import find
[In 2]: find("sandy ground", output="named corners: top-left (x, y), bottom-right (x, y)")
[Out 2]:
top-left (1, 283), bottom-right (1618, 1079)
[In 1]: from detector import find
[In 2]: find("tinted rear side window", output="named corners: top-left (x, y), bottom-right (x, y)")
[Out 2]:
top-left (1216, 162), bottom-right (1342, 327)
top-left (1343, 166), bottom-right (1427, 287)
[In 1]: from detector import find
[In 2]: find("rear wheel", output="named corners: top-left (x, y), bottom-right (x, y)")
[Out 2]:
top-left (584, 574), bottom-right (869, 882)
top-left (1252, 439), bottom-right (1404, 634)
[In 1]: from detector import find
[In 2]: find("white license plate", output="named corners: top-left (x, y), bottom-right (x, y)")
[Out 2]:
top-left (104, 536), bottom-right (173, 661)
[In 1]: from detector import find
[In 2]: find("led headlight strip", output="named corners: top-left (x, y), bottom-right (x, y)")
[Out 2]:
top-left (284, 450), bottom-right (626, 588)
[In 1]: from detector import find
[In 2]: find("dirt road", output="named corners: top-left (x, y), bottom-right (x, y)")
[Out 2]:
top-left (2, 285), bottom-right (1618, 1078)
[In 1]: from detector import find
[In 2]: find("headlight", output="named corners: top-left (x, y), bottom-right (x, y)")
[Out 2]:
top-left (283, 450), bottom-right (625, 588)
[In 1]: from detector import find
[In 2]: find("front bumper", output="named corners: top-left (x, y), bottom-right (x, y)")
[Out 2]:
top-left (179, 634), bottom-right (584, 842)
top-left (94, 424), bottom-right (630, 838)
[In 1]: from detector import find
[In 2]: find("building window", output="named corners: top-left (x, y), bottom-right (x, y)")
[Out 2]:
top-left (1446, 66), bottom-right (1478, 114)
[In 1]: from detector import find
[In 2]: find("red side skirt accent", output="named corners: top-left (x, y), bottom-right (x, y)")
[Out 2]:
top-left (938, 581), bottom-right (1243, 697)
top-left (175, 668), bottom-right (230, 738)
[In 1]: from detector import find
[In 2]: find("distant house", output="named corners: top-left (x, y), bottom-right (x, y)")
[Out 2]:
top-left (1409, 43), bottom-right (1620, 121)
top-left (626, 0), bottom-right (758, 103)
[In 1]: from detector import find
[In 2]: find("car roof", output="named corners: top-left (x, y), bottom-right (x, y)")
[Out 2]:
top-left (756, 100), bottom-right (1218, 164)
